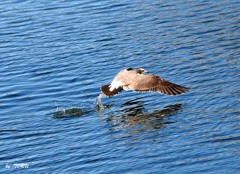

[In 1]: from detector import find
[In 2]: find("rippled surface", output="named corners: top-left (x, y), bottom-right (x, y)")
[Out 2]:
top-left (0, 0), bottom-right (240, 173)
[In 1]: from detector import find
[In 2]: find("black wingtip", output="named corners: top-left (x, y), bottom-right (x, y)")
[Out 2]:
top-left (167, 84), bottom-right (190, 95)
top-left (100, 84), bottom-right (123, 97)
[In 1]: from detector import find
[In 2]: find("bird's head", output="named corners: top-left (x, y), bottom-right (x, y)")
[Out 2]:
top-left (123, 67), bottom-right (149, 74)
top-left (124, 67), bottom-right (133, 71)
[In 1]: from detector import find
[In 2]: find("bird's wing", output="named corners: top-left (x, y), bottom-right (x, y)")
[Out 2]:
top-left (129, 74), bottom-right (189, 95)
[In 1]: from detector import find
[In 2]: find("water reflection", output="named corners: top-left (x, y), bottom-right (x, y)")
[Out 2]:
top-left (106, 100), bottom-right (183, 131)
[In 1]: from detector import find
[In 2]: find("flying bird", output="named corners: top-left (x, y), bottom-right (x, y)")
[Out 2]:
top-left (100, 68), bottom-right (189, 97)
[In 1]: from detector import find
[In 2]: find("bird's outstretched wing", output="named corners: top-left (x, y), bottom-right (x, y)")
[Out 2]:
top-left (129, 74), bottom-right (189, 95)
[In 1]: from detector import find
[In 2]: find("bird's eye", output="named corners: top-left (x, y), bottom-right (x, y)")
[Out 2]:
top-left (126, 68), bottom-right (133, 71)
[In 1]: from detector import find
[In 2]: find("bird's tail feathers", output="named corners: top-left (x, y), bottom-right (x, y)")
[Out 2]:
top-left (101, 84), bottom-right (123, 97)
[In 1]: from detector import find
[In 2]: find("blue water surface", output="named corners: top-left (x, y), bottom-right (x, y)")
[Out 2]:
top-left (0, 0), bottom-right (239, 173)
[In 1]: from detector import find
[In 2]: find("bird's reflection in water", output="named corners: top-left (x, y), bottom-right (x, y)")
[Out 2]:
top-left (106, 99), bottom-right (183, 132)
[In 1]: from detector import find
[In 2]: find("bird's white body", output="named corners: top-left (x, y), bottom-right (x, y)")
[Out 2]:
top-left (109, 80), bottom-right (123, 91)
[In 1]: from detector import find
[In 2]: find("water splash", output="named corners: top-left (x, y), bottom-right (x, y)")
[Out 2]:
top-left (96, 93), bottom-right (105, 109)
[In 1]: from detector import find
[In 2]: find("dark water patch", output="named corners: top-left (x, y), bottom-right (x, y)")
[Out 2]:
top-left (106, 103), bottom-right (183, 131)
top-left (53, 108), bottom-right (89, 119)
top-left (0, 129), bottom-right (18, 133)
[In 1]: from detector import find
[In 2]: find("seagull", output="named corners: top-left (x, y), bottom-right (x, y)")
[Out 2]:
top-left (100, 68), bottom-right (189, 97)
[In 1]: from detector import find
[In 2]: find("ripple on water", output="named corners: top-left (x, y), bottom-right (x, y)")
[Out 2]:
top-left (0, 0), bottom-right (240, 173)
